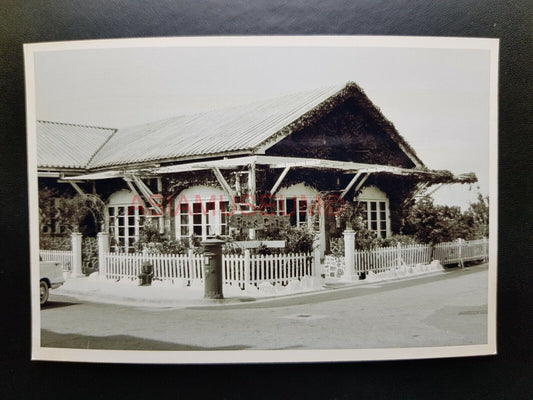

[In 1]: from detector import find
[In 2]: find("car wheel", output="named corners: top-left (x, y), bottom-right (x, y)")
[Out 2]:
top-left (40, 281), bottom-right (49, 305)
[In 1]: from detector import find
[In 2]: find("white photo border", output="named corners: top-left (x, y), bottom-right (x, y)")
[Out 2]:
top-left (25, 35), bottom-right (498, 364)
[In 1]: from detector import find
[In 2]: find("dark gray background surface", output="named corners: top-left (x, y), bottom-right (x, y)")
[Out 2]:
top-left (1, 1), bottom-right (531, 399)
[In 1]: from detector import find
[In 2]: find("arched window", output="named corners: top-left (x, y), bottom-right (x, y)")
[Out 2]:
top-left (174, 186), bottom-right (230, 241)
top-left (275, 183), bottom-right (320, 228)
top-left (107, 189), bottom-right (147, 252)
top-left (355, 186), bottom-right (391, 239)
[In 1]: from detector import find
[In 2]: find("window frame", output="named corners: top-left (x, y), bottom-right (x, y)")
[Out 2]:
top-left (107, 204), bottom-right (148, 252)
top-left (175, 195), bottom-right (230, 241)
top-left (355, 186), bottom-right (391, 239)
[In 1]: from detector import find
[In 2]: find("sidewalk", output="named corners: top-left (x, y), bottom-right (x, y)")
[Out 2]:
top-left (54, 260), bottom-right (447, 309)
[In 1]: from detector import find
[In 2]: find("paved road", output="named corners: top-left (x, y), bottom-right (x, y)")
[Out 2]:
top-left (41, 265), bottom-right (489, 350)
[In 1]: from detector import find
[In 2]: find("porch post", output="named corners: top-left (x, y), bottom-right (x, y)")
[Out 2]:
top-left (319, 197), bottom-right (326, 260)
top-left (248, 163), bottom-right (257, 240)
top-left (70, 232), bottom-right (83, 278)
top-left (343, 229), bottom-right (355, 281)
top-left (97, 232), bottom-right (109, 278)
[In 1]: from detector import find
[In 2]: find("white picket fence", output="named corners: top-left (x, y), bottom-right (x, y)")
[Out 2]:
top-left (223, 252), bottom-right (313, 289)
top-left (354, 238), bottom-right (488, 275)
top-left (433, 238), bottom-right (489, 265)
top-left (39, 250), bottom-right (73, 272)
top-left (103, 250), bottom-right (204, 282)
top-left (354, 243), bottom-right (432, 274)
top-left (325, 238), bottom-right (489, 279)
top-left (101, 250), bottom-right (314, 289)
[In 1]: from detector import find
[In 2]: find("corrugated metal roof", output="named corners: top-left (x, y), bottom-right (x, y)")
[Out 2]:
top-left (37, 121), bottom-right (116, 169)
top-left (37, 82), bottom-right (425, 171)
top-left (88, 83), bottom-right (348, 168)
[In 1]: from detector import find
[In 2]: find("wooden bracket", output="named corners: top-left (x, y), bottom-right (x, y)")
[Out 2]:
top-left (353, 173), bottom-right (370, 194)
top-left (211, 168), bottom-right (239, 212)
top-left (123, 178), bottom-right (148, 211)
top-left (340, 171), bottom-right (362, 199)
top-left (270, 166), bottom-right (290, 195)
top-left (69, 182), bottom-right (85, 196)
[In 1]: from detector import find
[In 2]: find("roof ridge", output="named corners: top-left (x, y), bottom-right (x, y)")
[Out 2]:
top-left (85, 128), bottom-right (119, 168)
top-left (37, 120), bottom-right (116, 131)
top-left (112, 82), bottom-right (350, 131)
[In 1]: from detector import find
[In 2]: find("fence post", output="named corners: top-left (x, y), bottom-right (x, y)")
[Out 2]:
top-left (187, 248), bottom-right (195, 280)
top-left (313, 234), bottom-right (321, 279)
top-left (396, 242), bottom-right (402, 269)
top-left (244, 249), bottom-right (251, 290)
top-left (458, 238), bottom-right (464, 268)
top-left (343, 229), bottom-right (355, 281)
top-left (70, 232), bottom-right (83, 278)
top-left (97, 232), bottom-right (109, 278)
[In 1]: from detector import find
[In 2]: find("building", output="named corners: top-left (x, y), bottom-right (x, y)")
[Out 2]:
top-left (36, 81), bottom-right (475, 256)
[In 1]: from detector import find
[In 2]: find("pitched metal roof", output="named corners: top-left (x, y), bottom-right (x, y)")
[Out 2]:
top-left (37, 82), bottom-right (425, 171)
top-left (37, 121), bottom-right (116, 169)
top-left (88, 83), bottom-right (357, 168)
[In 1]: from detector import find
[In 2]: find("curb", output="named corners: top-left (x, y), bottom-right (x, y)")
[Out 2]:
top-left (50, 266), bottom-right (472, 309)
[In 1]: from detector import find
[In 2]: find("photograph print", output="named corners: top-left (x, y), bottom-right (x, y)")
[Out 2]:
top-left (26, 36), bottom-right (498, 363)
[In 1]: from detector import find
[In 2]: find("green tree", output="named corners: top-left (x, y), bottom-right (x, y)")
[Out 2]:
top-left (402, 197), bottom-right (468, 244)
top-left (55, 194), bottom-right (106, 233)
top-left (39, 188), bottom-right (105, 248)
top-left (463, 193), bottom-right (489, 239)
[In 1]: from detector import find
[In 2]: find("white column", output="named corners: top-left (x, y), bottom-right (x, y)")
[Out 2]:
top-left (319, 198), bottom-right (326, 260)
top-left (97, 232), bottom-right (109, 278)
top-left (248, 163), bottom-right (256, 240)
top-left (70, 232), bottom-right (83, 278)
top-left (343, 229), bottom-right (355, 282)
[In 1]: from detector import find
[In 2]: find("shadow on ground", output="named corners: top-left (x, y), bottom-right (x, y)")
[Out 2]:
top-left (41, 329), bottom-right (251, 351)
top-left (41, 301), bottom-right (80, 310)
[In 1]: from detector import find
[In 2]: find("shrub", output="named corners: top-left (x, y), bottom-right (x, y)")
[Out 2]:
top-left (222, 240), bottom-right (244, 255)
top-left (401, 196), bottom-right (489, 244)
top-left (249, 223), bottom-right (316, 254)
top-left (284, 226), bottom-right (315, 254)
top-left (379, 234), bottom-right (419, 247)
top-left (39, 235), bottom-right (71, 251)
top-left (462, 193), bottom-right (489, 239)
top-left (133, 219), bottom-right (188, 254)
top-left (134, 240), bottom-right (188, 255)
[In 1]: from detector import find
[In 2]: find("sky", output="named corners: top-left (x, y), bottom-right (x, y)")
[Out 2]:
top-left (34, 40), bottom-right (493, 209)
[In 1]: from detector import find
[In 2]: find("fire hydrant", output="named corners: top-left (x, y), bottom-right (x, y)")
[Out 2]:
top-left (202, 239), bottom-right (225, 299)
top-left (138, 261), bottom-right (154, 286)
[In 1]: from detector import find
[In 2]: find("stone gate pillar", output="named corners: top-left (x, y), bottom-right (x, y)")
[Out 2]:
top-left (97, 232), bottom-right (109, 278)
top-left (70, 232), bottom-right (83, 278)
top-left (343, 229), bottom-right (355, 282)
